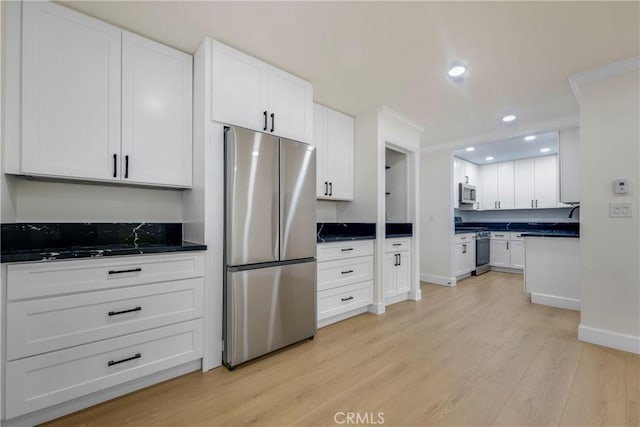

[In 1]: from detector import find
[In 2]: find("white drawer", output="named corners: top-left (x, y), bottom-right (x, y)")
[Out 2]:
top-left (317, 256), bottom-right (373, 292)
top-left (510, 232), bottom-right (526, 241)
top-left (317, 240), bottom-right (374, 262)
top-left (318, 281), bottom-right (373, 321)
top-left (7, 252), bottom-right (205, 300)
top-left (385, 238), bottom-right (411, 253)
top-left (453, 233), bottom-right (475, 244)
top-left (7, 278), bottom-right (203, 360)
top-left (490, 232), bottom-right (509, 240)
top-left (5, 320), bottom-right (203, 419)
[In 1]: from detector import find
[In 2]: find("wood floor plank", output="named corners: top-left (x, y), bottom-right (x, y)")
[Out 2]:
top-left (559, 343), bottom-right (627, 426)
top-left (43, 272), bottom-right (637, 427)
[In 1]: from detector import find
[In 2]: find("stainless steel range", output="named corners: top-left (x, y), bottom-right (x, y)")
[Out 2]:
top-left (473, 231), bottom-right (491, 275)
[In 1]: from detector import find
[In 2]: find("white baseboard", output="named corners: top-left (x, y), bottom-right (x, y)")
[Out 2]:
top-left (318, 306), bottom-right (369, 328)
top-left (4, 359), bottom-right (202, 427)
top-left (409, 286), bottom-right (422, 301)
top-left (578, 324), bottom-right (640, 354)
top-left (420, 273), bottom-right (456, 287)
top-left (368, 302), bottom-right (386, 315)
top-left (531, 292), bottom-right (581, 311)
top-left (385, 292), bottom-right (409, 306)
top-left (490, 266), bottom-right (523, 275)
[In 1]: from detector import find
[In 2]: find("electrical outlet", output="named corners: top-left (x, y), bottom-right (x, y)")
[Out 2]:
top-left (610, 202), bottom-right (632, 218)
top-left (614, 179), bottom-right (630, 194)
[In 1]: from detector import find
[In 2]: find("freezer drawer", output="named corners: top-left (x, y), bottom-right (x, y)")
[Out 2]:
top-left (225, 261), bottom-right (316, 368)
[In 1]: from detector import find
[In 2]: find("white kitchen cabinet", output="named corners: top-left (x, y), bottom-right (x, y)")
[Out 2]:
top-left (464, 161), bottom-right (478, 186)
top-left (21, 1), bottom-right (121, 181)
top-left (453, 233), bottom-right (476, 277)
top-left (4, 252), bottom-right (205, 420)
top-left (514, 155), bottom-right (557, 209)
top-left (490, 232), bottom-right (525, 270)
top-left (313, 103), bottom-right (354, 200)
top-left (317, 240), bottom-right (373, 327)
top-left (121, 31), bottom-right (193, 187)
top-left (559, 128), bottom-right (580, 204)
top-left (17, 1), bottom-right (193, 188)
top-left (454, 157), bottom-right (479, 209)
top-left (384, 238), bottom-right (412, 302)
top-left (480, 161), bottom-right (514, 210)
top-left (210, 40), bottom-right (313, 143)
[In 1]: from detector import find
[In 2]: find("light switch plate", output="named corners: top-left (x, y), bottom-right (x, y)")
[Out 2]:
top-left (614, 179), bottom-right (630, 194)
top-left (610, 202), bottom-right (632, 217)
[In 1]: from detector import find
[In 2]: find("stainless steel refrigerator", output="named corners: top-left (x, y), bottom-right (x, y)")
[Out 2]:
top-left (223, 126), bottom-right (317, 369)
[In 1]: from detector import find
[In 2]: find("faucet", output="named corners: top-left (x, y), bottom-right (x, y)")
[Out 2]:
top-left (568, 205), bottom-right (580, 218)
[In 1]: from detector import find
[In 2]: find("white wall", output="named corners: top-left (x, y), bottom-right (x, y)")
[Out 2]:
top-left (316, 200), bottom-right (337, 222)
top-left (9, 178), bottom-right (183, 222)
top-left (420, 148), bottom-right (454, 284)
top-left (577, 67), bottom-right (640, 352)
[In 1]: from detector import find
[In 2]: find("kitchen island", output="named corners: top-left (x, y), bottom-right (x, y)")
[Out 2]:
top-left (524, 234), bottom-right (580, 310)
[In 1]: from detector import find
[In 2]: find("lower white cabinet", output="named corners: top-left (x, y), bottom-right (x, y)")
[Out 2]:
top-left (489, 232), bottom-right (525, 270)
top-left (384, 238), bottom-right (412, 302)
top-left (3, 252), bottom-right (205, 420)
top-left (317, 240), bottom-right (374, 326)
top-left (453, 233), bottom-right (476, 277)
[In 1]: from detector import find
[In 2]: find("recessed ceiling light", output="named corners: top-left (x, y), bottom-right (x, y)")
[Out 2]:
top-left (485, 156), bottom-right (494, 161)
top-left (540, 147), bottom-right (550, 153)
top-left (465, 146), bottom-right (475, 152)
top-left (524, 135), bottom-right (536, 141)
top-left (448, 64), bottom-right (467, 78)
top-left (502, 114), bottom-right (517, 123)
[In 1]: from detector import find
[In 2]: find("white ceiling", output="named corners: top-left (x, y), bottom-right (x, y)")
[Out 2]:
top-left (59, 1), bottom-right (640, 147)
top-left (454, 131), bottom-right (558, 165)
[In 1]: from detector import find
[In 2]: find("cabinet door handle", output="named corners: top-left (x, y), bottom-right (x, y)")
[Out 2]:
top-left (108, 267), bottom-right (142, 275)
top-left (341, 269), bottom-right (354, 275)
top-left (341, 296), bottom-right (354, 302)
top-left (324, 182), bottom-right (328, 196)
top-left (341, 248), bottom-right (354, 252)
top-left (507, 241), bottom-right (510, 250)
top-left (263, 111), bottom-right (268, 131)
top-left (393, 243), bottom-right (402, 246)
top-left (398, 253), bottom-right (401, 266)
top-left (462, 244), bottom-right (467, 254)
top-left (329, 182), bottom-right (333, 196)
top-left (494, 201), bottom-right (497, 209)
top-left (535, 199), bottom-right (538, 208)
top-left (465, 175), bottom-right (469, 184)
top-left (108, 306), bottom-right (142, 316)
top-left (270, 113), bottom-right (275, 132)
top-left (498, 201), bottom-right (501, 209)
top-left (124, 155), bottom-right (129, 179)
top-left (108, 353), bottom-right (141, 367)
top-left (112, 154), bottom-right (117, 178)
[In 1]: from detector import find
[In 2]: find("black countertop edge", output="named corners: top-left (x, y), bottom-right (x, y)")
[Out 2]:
top-left (455, 221), bottom-right (579, 233)
top-left (386, 233), bottom-right (413, 238)
top-left (520, 232), bottom-right (580, 238)
top-left (0, 242), bottom-right (207, 263)
top-left (317, 235), bottom-right (376, 243)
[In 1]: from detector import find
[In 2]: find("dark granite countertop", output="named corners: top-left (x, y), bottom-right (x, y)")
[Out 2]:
top-left (520, 231), bottom-right (580, 238)
top-left (317, 222), bottom-right (376, 243)
top-left (454, 221), bottom-right (579, 236)
top-left (386, 223), bottom-right (413, 238)
top-left (1, 223), bottom-right (206, 263)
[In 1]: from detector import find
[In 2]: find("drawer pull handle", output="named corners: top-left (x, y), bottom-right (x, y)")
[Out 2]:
top-left (108, 306), bottom-right (142, 316)
top-left (392, 243), bottom-right (402, 246)
top-left (108, 268), bottom-right (142, 275)
top-left (341, 296), bottom-right (354, 302)
top-left (341, 269), bottom-right (354, 275)
top-left (108, 353), bottom-right (141, 367)
top-left (341, 248), bottom-right (354, 252)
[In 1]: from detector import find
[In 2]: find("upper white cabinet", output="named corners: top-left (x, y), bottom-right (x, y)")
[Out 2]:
top-left (121, 32), bottom-right (193, 187)
top-left (480, 161), bottom-right (514, 210)
top-left (313, 103), bottom-right (354, 200)
top-left (21, 1), bottom-right (121, 181)
top-left (453, 157), bottom-right (479, 209)
top-left (210, 40), bottom-right (313, 143)
top-left (16, 1), bottom-right (193, 188)
top-left (559, 128), bottom-right (580, 204)
top-left (514, 155), bottom-right (557, 209)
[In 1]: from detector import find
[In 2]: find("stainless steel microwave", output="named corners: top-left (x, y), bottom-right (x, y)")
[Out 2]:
top-left (459, 183), bottom-right (477, 204)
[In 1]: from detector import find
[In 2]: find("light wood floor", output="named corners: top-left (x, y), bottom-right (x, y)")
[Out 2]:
top-left (46, 272), bottom-right (640, 426)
